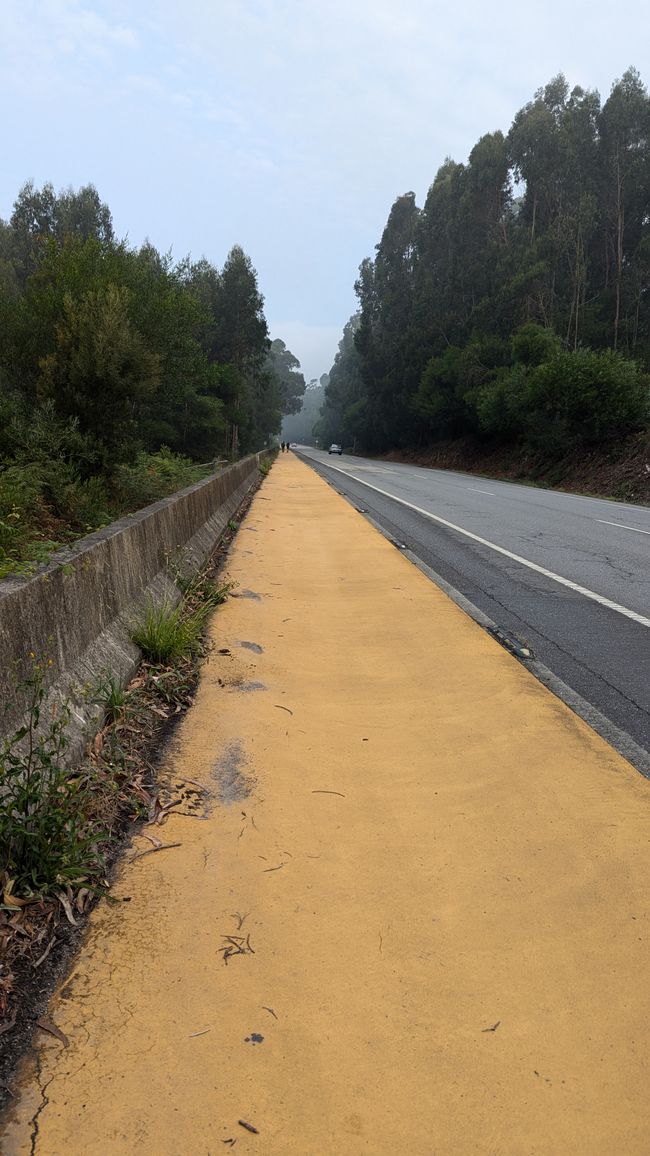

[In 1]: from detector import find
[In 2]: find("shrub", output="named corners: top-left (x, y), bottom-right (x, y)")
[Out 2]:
top-left (476, 345), bottom-right (649, 457)
top-left (522, 348), bottom-right (649, 456)
top-left (0, 464), bottom-right (47, 559)
top-left (0, 667), bottom-right (104, 894)
top-left (114, 447), bottom-right (211, 510)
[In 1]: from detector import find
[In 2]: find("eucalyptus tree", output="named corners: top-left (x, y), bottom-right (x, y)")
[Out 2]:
top-left (599, 68), bottom-right (650, 352)
top-left (355, 192), bottom-right (421, 449)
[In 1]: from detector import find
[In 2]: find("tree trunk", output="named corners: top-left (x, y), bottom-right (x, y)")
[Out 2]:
top-left (614, 147), bottom-right (623, 351)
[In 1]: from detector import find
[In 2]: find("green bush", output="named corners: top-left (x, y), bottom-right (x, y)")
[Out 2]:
top-left (521, 348), bottom-right (649, 455)
top-left (476, 343), bottom-right (649, 457)
top-left (114, 447), bottom-right (211, 510)
top-left (0, 464), bottom-right (47, 558)
top-left (0, 667), bottom-right (104, 894)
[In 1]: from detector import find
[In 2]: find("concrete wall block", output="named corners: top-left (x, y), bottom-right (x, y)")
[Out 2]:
top-left (0, 454), bottom-right (267, 763)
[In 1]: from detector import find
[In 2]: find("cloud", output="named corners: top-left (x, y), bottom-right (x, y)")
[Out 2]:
top-left (1, 0), bottom-right (137, 92)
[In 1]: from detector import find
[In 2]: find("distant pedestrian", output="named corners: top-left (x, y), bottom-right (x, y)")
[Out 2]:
top-left (280, 441), bottom-right (285, 452)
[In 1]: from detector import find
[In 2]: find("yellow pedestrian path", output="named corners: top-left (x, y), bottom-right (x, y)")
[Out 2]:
top-left (3, 455), bottom-right (650, 1154)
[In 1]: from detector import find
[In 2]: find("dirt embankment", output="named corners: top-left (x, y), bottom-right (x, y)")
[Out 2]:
top-left (384, 430), bottom-right (650, 505)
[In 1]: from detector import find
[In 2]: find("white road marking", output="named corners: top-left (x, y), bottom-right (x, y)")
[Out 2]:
top-left (598, 520), bottom-right (650, 537)
top-left (467, 487), bottom-right (495, 496)
top-left (321, 462), bottom-right (650, 630)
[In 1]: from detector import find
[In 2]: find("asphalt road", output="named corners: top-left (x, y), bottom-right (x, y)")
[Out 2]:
top-left (297, 447), bottom-right (650, 764)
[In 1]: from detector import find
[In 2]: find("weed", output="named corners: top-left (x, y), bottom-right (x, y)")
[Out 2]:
top-left (92, 673), bottom-right (131, 724)
top-left (227, 519), bottom-right (239, 531)
top-left (130, 599), bottom-right (206, 665)
top-left (180, 570), bottom-right (234, 610)
top-left (0, 666), bottom-right (105, 895)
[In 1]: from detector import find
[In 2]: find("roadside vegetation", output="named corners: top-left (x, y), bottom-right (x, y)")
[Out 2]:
top-left (0, 490), bottom-right (257, 1052)
top-left (0, 181), bottom-right (305, 575)
top-left (315, 69), bottom-right (650, 482)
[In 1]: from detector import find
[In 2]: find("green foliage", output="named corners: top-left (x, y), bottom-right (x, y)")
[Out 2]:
top-left (476, 345), bottom-right (648, 455)
top-left (332, 68), bottom-right (650, 461)
top-left (511, 323), bottom-right (562, 367)
top-left (259, 455), bottom-right (275, 475)
top-left (517, 348), bottom-right (648, 455)
top-left (92, 673), bottom-right (130, 725)
top-left (0, 666), bottom-right (104, 894)
top-left (178, 571), bottom-right (234, 610)
top-left (113, 447), bottom-right (211, 510)
top-left (38, 283), bottom-right (160, 467)
top-left (266, 339), bottom-right (306, 417)
top-left (0, 178), bottom-right (303, 569)
top-left (130, 600), bottom-right (207, 665)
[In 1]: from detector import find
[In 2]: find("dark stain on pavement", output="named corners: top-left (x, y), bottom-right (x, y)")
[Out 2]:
top-left (213, 741), bottom-right (256, 804)
top-left (239, 641), bottom-right (264, 654)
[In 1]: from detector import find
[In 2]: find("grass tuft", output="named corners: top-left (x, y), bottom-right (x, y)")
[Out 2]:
top-left (130, 600), bottom-right (206, 665)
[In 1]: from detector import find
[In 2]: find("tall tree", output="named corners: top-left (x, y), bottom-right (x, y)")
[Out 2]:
top-left (211, 245), bottom-right (269, 454)
top-left (355, 192), bottom-right (420, 450)
top-left (265, 339), bottom-right (306, 416)
top-left (599, 68), bottom-right (650, 350)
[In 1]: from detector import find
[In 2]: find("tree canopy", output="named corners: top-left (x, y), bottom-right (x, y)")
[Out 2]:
top-left (0, 181), bottom-right (304, 466)
top-left (0, 180), bottom-right (304, 570)
top-left (318, 69), bottom-right (650, 458)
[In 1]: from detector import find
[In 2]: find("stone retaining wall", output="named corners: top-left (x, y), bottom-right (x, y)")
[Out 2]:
top-left (0, 452), bottom-right (269, 762)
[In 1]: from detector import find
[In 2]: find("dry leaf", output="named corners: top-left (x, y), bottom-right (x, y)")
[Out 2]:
top-left (3, 890), bottom-right (28, 909)
top-left (156, 798), bottom-right (182, 825)
top-left (75, 889), bottom-right (90, 913)
top-left (33, 937), bottom-right (56, 968)
top-left (57, 893), bottom-right (77, 926)
top-left (37, 1017), bottom-right (69, 1048)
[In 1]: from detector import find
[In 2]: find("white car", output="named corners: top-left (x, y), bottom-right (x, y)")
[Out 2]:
top-left (328, 443), bottom-right (342, 455)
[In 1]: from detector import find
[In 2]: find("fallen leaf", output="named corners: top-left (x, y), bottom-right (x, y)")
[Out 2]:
top-left (156, 798), bottom-right (183, 825)
top-left (37, 1017), bottom-right (69, 1048)
top-left (75, 889), bottom-right (90, 913)
top-left (33, 937), bottom-right (57, 968)
top-left (57, 893), bottom-right (77, 926)
top-left (3, 891), bottom-right (28, 909)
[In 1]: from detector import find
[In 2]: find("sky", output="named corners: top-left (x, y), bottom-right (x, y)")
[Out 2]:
top-left (1, 1), bottom-right (649, 383)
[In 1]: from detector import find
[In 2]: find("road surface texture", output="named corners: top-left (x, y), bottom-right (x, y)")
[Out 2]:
top-left (300, 447), bottom-right (650, 762)
top-left (3, 455), bottom-right (650, 1154)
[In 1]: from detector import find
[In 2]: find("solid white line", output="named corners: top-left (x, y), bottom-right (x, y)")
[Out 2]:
top-left (467, 487), bottom-right (495, 496)
top-left (598, 520), bottom-right (650, 537)
top-left (322, 462), bottom-right (650, 629)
